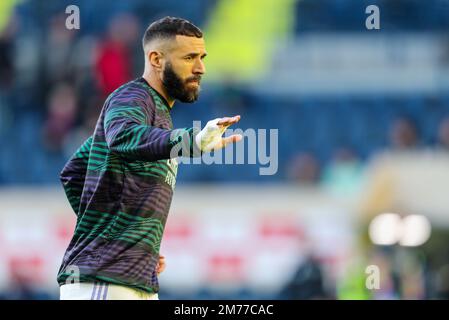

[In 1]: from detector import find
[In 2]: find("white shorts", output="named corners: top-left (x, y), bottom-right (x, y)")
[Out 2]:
top-left (60, 282), bottom-right (159, 300)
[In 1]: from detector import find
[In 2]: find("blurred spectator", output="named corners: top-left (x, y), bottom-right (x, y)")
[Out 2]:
top-left (4, 272), bottom-right (52, 300)
top-left (337, 252), bottom-right (372, 300)
top-left (322, 146), bottom-right (364, 197)
top-left (95, 13), bottom-right (140, 97)
top-left (398, 249), bottom-right (426, 299)
top-left (42, 84), bottom-right (78, 153)
top-left (0, 12), bottom-right (17, 90)
top-left (436, 264), bottom-right (449, 299)
top-left (286, 152), bottom-right (321, 184)
top-left (211, 79), bottom-right (252, 115)
top-left (436, 116), bottom-right (449, 151)
top-left (42, 13), bottom-right (98, 106)
top-left (3, 257), bottom-right (53, 300)
top-left (279, 254), bottom-right (331, 300)
top-left (62, 94), bottom-right (102, 158)
top-left (368, 247), bottom-right (401, 299)
top-left (388, 116), bottom-right (420, 150)
top-left (0, 15), bottom-right (15, 134)
top-left (43, 14), bottom-right (78, 89)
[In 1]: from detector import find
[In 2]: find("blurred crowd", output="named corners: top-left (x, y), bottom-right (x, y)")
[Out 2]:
top-left (286, 114), bottom-right (449, 188)
top-left (0, 0), bottom-right (214, 184)
top-left (1, 0), bottom-right (449, 185)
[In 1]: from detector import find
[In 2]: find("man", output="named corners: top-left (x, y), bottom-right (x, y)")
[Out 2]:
top-left (58, 16), bottom-right (242, 300)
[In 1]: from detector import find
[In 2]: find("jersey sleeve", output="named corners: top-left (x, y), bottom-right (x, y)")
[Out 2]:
top-left (60, 136), bottom-right (92, 216)
top-left (103, 90), bottom-right (201, 161)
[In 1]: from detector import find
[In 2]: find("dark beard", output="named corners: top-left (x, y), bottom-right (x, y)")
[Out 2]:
top-left (162, 62), bottom-right (200, 103)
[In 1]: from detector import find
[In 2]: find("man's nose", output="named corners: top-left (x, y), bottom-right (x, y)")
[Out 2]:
top-left (193, 59), bottom-right (206, 75)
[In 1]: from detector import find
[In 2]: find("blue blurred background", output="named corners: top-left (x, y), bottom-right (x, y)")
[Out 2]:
top-left (1, 0), bottom-right (449, 300)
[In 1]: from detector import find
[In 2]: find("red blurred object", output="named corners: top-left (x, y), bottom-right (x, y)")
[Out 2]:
top-left (95, 40), bottom-right (133, 97)
top-left (9, 256), bottom-right (44, 284)
top-left (259, 216), bottom-right (304, 239)
top-left (207, 255), bottom-right (245, 282)
top-left (94, 13), bottom-right (139, 97)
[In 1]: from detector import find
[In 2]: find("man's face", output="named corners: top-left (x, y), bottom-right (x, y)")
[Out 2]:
top-left (162, 35), bottom-right (207, 103)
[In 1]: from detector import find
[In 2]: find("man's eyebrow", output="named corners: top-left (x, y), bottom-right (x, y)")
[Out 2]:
top-left (184, 52), bottom-right (208, 58)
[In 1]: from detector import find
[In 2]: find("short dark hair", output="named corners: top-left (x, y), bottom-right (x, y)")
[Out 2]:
top-left (142, 16), bottom-right (203, 50)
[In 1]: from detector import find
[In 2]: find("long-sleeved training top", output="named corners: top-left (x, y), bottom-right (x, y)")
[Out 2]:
top-left (57, 77), bottom-right (200, 294)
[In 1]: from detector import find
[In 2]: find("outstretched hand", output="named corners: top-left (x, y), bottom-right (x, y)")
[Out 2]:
top-left (196, 115), bottom-right (243, 152)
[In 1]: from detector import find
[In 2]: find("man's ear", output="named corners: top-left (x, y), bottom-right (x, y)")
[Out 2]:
top-left (149, 51), bottom-right (164, 70)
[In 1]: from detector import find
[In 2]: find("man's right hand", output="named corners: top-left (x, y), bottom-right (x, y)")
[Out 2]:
top-left (195, 115), bottom-right (243, 152)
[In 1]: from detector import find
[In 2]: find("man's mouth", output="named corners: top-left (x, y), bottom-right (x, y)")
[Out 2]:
top-left (187, 80), bottom-right (200, 86)
top-left (187, 77), bottom-right (201, 83)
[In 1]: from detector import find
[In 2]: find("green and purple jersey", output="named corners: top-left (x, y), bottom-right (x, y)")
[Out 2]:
top-left (57, 78), bottom-right (199, 294)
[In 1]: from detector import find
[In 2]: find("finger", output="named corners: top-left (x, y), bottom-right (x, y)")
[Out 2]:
top-left (220, 115), bottom-right (240, 125)
top-left (220, 134), bottom-right (243, 148)
top-left (217, 115), bottom-right (241, 127)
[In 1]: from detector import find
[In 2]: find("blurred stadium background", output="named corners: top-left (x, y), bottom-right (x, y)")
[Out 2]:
top-left (1, 0), bottom-right (449, 300)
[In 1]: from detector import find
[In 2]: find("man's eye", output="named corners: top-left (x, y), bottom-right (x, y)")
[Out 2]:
top-left (185, 56), bottom-right (193, 61)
